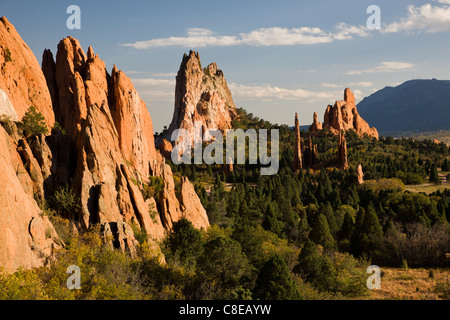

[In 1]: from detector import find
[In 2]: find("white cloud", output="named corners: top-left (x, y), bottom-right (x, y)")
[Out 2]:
top-left (125, 70), bottom-right (150, 75)
top-left (321, 81), bottom-right (373, 88)
top-left (333, 23), bottom-right (370, 40)
top-left (320, 83), bottom-right (341, 88)
top-left (345, 61), bottom-right (415, 75)
top-left (351, 81), bottom-right (373, 87)
top-left (228, 83), bottom-right (340, 103)
top-left (150, 72), bottom-right (177, 77)
top-left (124, 30), bottom-right (239, 49)
top-left (238, 27), bottom-right (332, 46)
top-left (186, 28), bottom-right (215, 37)
top-left (131, 78), bottom-right (175, 100)
top-left (122, 3), bottom-right (450, 49)
top-left (383, 3), bottom-right (450, 33)
top-left (123, 25), bottom-right (363, 49)
top-left (125, 71), bottom-right (177, 77)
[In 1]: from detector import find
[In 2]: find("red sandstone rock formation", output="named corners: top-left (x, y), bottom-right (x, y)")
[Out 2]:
top-left (45, 38), bottom-right (210, 239)
top-left (292, 113), bottom-right (303, 172)
top-left (303, 136), bottom-right (319, 168)
top-left (156, 51), bottom-right (237, 146)
top-left (357, 164), bottom-right (364, 184)
top-left (0, 18), bottom-right (212, 272)
top-left (338, 130), bottom-right (349, 170)
top-left (0, 125), bottom-right (60, 273)
top-left (315, 88), bottom-right (378, 139)
top-left (0, 17), bottom-right (55, 127)
top-left (158, 138), bottom-right (173, 160)
top-left (309, 112), bottom-right (323, 132)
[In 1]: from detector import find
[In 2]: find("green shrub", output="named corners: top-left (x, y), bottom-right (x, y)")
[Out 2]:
top-left (50, 185), bottom-right (80, 217)
top-left (401, 259), bottom-right (409, 271)
top-left (141, 176), bottom-right (164, 200)
top-left (5, 48), bottom-right (12, 62)
top-left (51, 121), bottom-right (66, 135)
top-left (20, 106), bottom-right (48, 137)
top-left (131, 222), bottom-right (148, 245)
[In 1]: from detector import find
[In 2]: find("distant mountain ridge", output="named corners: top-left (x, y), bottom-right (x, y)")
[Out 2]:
top-left (357, 79), bottom-right (450, 136)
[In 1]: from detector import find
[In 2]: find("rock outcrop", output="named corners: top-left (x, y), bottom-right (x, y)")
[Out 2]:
top-left (0, 17), bottom-right (211, 272)
top-left (111, 64), bottom-right (157, 179)
top-left (303, 136), bottom-right (319, 169)
top-left (338, 131), bottom-right (349, 170)
top-left (0, 17), bottom-right (55, 127)
top-left (309, 112), bottom-right (322, 132)
top-left (43, 38), bottom-right (210, 241)
top-left (357, 164), bottom-right (364, 184)
top-left (158, 138), bottom-right (173, 160)
top-left (292, 113), bottom-right (302, 172)
top-left (0, 87), bottom-right (17, 121)
top-left (179, 177), bottom-right (209, 230)
top-left (311, 88), bottom-right (378, 140)
top-left (0, 125), bottom-right (60, 273)
top-left (156, 51), bottom-right (237, 146)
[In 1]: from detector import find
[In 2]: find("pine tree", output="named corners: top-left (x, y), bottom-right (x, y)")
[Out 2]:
top-left (21, 106), bottom-right (48, 137)
top-left (190, 166), bottom-right (198, 181)
top-left (322, 201), bottom-right (338, 237)
top-left (362, 205), bottom-right (383, 242)
top-left (297, 207), bottom-right (311, 244)
top-left (429, 163), bottom-right (440, 184)
top-left (166, 218), bottom-right (204, 267)
top-left (196, 237), bottom-right (252, 299)
top-left (207, 165), bottom-right (213, 177)
top-left (337, 212), bottom-right (355, 252)
top-left (425, 159), bottom-right (432, 175)
top-left (262, 204), bottom-right (282, 236)
top-left (350, 207), bottom-right (365, 256)
top-left (442, 158), bottom-right (449, 171)
top-left (293, 239), bottom-right (322, 281)
top-left (254, 254), bottom-right (300, 300)
top-left (309, 213), bottom-right (335, 250)
top-left (352, 205), bottom-right (383, 258)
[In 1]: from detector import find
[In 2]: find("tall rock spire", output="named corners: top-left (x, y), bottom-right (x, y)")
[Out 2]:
top-left (357, 164), bottom-right (364, 184)
top-left (338, 130), bottom-right (349, 170)
top-left (156, 50), bottom-right (237, 146)
top-left (292, 112), bottom-right (302, 172)
top-left (309, 112), bottom-right (322, 132)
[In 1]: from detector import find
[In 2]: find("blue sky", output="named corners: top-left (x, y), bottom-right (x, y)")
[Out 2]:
top-left (1, 0), bottom-right (450, 132)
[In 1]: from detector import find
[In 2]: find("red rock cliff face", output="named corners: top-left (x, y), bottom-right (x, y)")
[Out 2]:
top-left (157, 50), bottom-right (237, 145)
top-left (0, 125), bottom-right (60, 273)
top-left (43, 37), bottom-right (209, 240)
top-left (0, 18), bottom-right (210, 272)
top-left (312, 88), bottom-right (378, 139)
top-left (0, 17), bottom-right (55, 127)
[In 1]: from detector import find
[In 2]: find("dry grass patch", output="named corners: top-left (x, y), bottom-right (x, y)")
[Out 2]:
top-left (367, 268), bottom-right (449, 300)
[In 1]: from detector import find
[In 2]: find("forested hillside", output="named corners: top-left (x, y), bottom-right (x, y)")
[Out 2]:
top-left (2, 107), bottom-right (448, 300)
